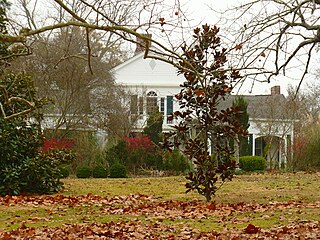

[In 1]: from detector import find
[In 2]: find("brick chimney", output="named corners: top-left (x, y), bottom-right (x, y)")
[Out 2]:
top-left (135, 34), bottom-right (152, 54)
top-left (271, 85), bottom-right (280, 95)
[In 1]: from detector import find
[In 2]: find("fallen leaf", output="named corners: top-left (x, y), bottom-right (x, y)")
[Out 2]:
top-left (243, 223), bottom-right (260, 234)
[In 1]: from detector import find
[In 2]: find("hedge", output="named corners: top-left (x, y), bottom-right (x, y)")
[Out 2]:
top-left (239, 156), bottom-right (266, 171)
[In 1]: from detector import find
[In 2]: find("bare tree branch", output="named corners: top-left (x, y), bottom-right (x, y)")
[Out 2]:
top-left (0, 84), bottom-right (35, 120)
top-left (215, 0), bottom-right (320, 89)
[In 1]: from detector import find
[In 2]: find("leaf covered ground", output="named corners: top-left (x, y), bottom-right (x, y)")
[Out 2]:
top-left (0, 172), bottom-right (319, 239)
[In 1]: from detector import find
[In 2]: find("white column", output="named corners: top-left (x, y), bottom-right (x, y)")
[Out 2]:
top-left (252, 134), bottom-right (255, 156)
top-left (283, 136), bottom-right (287, 169)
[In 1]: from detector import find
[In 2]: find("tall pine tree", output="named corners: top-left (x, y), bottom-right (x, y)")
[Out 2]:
top-left (143, 111), bottom-right (163, 145)
top-left (232, 96), bottom-right (250, 157)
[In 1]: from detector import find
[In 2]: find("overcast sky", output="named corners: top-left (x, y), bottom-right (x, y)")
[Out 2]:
top-left (186, 0), bottom-right (316, 96)
top-left (10, 0), bottom-right (316, 95)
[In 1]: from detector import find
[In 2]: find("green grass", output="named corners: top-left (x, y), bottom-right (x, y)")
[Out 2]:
top-left (61, 172), bottom-right (320, 203)
top-left (0, 172), bottom-right (319, 233)
top-left (61, 177), bottom-right (192, 200)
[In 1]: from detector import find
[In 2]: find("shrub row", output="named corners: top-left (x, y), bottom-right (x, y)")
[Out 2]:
top-left (105, 139), bottom-right (191, 175)
top-left (76, 163), bottom-right (127, 178)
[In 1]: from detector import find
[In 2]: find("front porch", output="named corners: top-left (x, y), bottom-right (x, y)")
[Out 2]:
top-left (248, 134), bottom-right (293, 170)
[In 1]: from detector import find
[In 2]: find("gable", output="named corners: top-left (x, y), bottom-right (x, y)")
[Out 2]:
top-left (111, 51), bottom-right (185, 87)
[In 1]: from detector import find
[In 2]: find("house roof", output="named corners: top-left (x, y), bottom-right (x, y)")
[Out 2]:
top-left (111, 51), bottom-right (145, 73)
top-left (219, 93), bottom-right (294, 120)
top-left (111, 46), bottom-right (168, 73)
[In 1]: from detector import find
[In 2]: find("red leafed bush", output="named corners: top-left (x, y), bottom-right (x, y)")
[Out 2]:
top-left (290, 126), bottom-right (320, 171)
top-left (40, 138), bottom-right (75, 165)
top-left (123, 135), bottom-right (155, 151)
top-left (41, 138), bottom-right (74, 153)
top-left (292, 133), bottom-right (307, 158)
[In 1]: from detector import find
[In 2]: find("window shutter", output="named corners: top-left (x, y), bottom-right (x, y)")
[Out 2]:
top-left (248, 134), bottom-right (253, 156)
top-left (130, 95), bottom-right (138, 114)
top-left (166, 96), bottom-right (173, 115)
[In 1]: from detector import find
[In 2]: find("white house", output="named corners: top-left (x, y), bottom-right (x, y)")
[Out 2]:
top-left (111, 47), bottom-right (184, 132)
top-left (112, 43), bottom-right (296, 169)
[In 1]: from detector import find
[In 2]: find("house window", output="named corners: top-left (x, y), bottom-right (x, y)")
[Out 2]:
top-left (130, 95), bottom-right (138, 114)
top-left (255, 137), bottom-right (266, 157)
top-left (160, 97), bottom-right (165, 114)
top-left (138, 96), bottom-right (144, 115)
top-left (133, 91), bottom-right (168, 116)
top-left (287, 135), bottom-right (291, 147)
top-left (147, 91), bottom-right (158, 114)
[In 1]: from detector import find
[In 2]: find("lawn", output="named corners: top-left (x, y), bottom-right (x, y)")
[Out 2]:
top-left (0, 172), bottom-right (319, 239)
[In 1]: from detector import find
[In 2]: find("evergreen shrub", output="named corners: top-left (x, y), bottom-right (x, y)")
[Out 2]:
top-left (76, 166), bottom-right (92, 178)
top-left (109, 163), bottom-right (127, 178)
top-left (239, 156), bottom-right (266, 172)
top-left (163, 150), bottom-right (190, 174)
top-left (0, 74), bottom-right (65, 196)
top-left (105, 140), bottom-right (128, 166)
top-left (92, 165), bottom-right (108, 178)
top-left (144, 153), bottom-right (163, 170)
top-left (58, 164), bottom-right (71, 178)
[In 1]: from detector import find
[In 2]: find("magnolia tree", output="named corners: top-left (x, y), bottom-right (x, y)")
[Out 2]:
top-left (164, 25), bottom-right (246, 202)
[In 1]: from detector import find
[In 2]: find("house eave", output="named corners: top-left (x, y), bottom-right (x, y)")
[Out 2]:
top-left (111, 46), bottom-right (166, 73)
top-left (250, 117), bottom-right (299, 123)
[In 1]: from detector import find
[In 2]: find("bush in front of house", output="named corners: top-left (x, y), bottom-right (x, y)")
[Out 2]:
top-left (58, 164), bottom-right (71, 178)
top-left (105, 140), bottom-right (129, 167)
top-left (239, 156), bottom-right (266, 172)
top-left (105, 137), bottom-right (191, 176)
top-left (109, 162), bottom-right (127, 178)
top-left (92, 165), bottom-right (108, 178)
top-left (106, 136), bottom-right (161, 175)
top-left (8, 153), bottom-right (64, 195)
top-left (163, 150), bottom-right (191, 174)
top-left (124, 135), bottom-right (157, 172)
top-left (144, 152), bottom-right (163, 170)
top-left (0, 73), bottom-right (69, 196)
top-left (76, 166), bottom-right (92, 178)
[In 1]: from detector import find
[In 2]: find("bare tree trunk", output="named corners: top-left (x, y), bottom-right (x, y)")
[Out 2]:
top-left (234, 133), bottom-right (240, 166)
